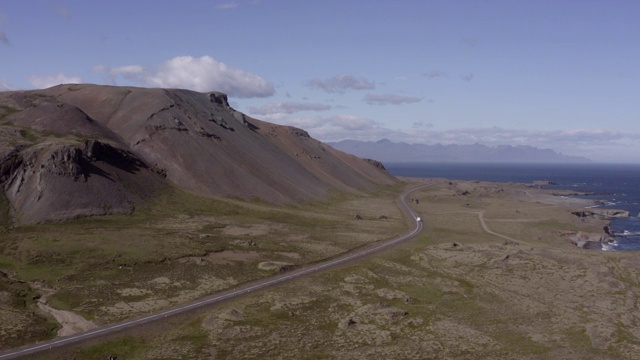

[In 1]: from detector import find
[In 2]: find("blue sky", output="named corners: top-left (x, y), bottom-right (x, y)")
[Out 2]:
top-left (1, 0), bottom-right (639, 162)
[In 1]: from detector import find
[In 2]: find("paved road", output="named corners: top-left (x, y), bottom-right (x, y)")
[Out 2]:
top-left (0, 184), bottom-right (428, 359)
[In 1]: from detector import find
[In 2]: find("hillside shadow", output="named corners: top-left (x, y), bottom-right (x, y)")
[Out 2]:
top-left (80, 158), bottom-right (115, 182)
top-left (246, 120), bottom-right (260, 131)
top-left (85, 141), bottom-right (149, 175)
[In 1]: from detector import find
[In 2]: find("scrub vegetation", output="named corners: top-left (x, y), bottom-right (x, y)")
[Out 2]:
top-left (0, 183), bottom-right (405, 349)
top-left (27, 179), bottom-right (640, 359)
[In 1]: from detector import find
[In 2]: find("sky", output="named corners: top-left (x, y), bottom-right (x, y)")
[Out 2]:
top-left (1, 0), bottom-right (639, 163)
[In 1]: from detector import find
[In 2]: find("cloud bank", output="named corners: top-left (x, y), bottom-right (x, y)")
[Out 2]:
top-left (263, 111), bottom-right (637, 161)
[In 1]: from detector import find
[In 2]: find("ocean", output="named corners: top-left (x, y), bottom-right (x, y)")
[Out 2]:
top-left (386, 163), bottom-right (640, 251)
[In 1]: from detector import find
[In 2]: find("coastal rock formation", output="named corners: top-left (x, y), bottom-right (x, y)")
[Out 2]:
top-left (571, 209), bottom-right (630, 220)
top-left (0, 84), bottom-right (397, 224)
top-left (557, 231), bottom-right (614, 249)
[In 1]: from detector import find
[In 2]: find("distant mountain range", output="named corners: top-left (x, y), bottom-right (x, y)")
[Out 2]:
top-left (328, 139), bottom-right (591, 164)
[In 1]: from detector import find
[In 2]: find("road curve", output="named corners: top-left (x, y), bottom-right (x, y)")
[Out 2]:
top-left (0, 184), bottom-right (429, 359)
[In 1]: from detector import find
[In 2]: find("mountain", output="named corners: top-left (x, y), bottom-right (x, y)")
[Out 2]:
top-left (0, 84), bottom-right (396, 224)
top-left (328, 139), bottom-right (591, 164)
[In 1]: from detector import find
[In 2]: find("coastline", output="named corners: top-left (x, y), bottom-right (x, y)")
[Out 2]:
top-left (389, 162), bottom-right (640, 251)
top-left (400, 176), bottom-right (617, 251)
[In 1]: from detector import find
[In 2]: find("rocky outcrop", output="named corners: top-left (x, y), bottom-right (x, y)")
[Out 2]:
top-left (1, 139), bottom-right (165, 224)
top-left (557, 231), bottom-right (614, 250)
top-left (288, 127), bottom-right (310, 138)
top-left (364, 158), bottom-right (386, 171)
top-left (572, 209), bottom-right (630, 220)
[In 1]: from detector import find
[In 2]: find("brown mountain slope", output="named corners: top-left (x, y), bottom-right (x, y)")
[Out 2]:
top-left (0, 84), bottom-right (397, 224)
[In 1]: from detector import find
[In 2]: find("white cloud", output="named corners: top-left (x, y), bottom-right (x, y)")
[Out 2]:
top-left (216, 2), bottom-right (239, 9)
top-left (364, 93), bottom-right (422, 105)
top-left (412, 121), bottom-right (433, 129)
top-left (258, 113), bottom-right (385, 141)
top-left (94, 56), bottom-right (274, 98)
top-left (147, 55), bottom-right (274, 98)
top-left (249, 102), bottom-right (331, 115)
top-left (326, 114), bottom-right (377, 131)
top-left (307, 74), bottom-right (375, 93)
top-left (271, 116), bottom-right (325, 129)
top-left (97, 64), bottom-right (144, 76)
top-left (28, 73), bottom-right (82, 89)
top-left (426, 127), bottom-right (629, 148)
top-left (93, 64), bottom-right (145, 84)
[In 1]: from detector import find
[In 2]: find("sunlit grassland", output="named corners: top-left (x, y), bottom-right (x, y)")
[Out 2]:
top-left (0, 182), bottom-right (408, 348)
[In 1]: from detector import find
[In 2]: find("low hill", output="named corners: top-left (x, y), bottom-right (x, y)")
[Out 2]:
top-left (329, 139), bottom-right (591, 163)
top-left (0, 84), bottom-right (396, 224)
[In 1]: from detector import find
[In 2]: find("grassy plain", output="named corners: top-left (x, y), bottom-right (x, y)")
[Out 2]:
top-left (0, 183), bottom-right (405, 350)
top-left (7, 179), bottom-right (640, 359)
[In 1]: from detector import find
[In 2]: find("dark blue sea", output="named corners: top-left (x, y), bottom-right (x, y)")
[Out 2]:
top-left (386, 163), bottom-right (640, 251)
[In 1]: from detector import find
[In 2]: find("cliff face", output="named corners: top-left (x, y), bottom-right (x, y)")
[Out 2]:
top-left (0, 84), bottom-right (397, 224)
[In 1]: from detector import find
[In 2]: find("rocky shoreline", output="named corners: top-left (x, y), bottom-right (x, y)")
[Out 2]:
top-left (525, 181), bottom-right (634, 251)
top-left (565, 208), bottom-right (632, 250)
